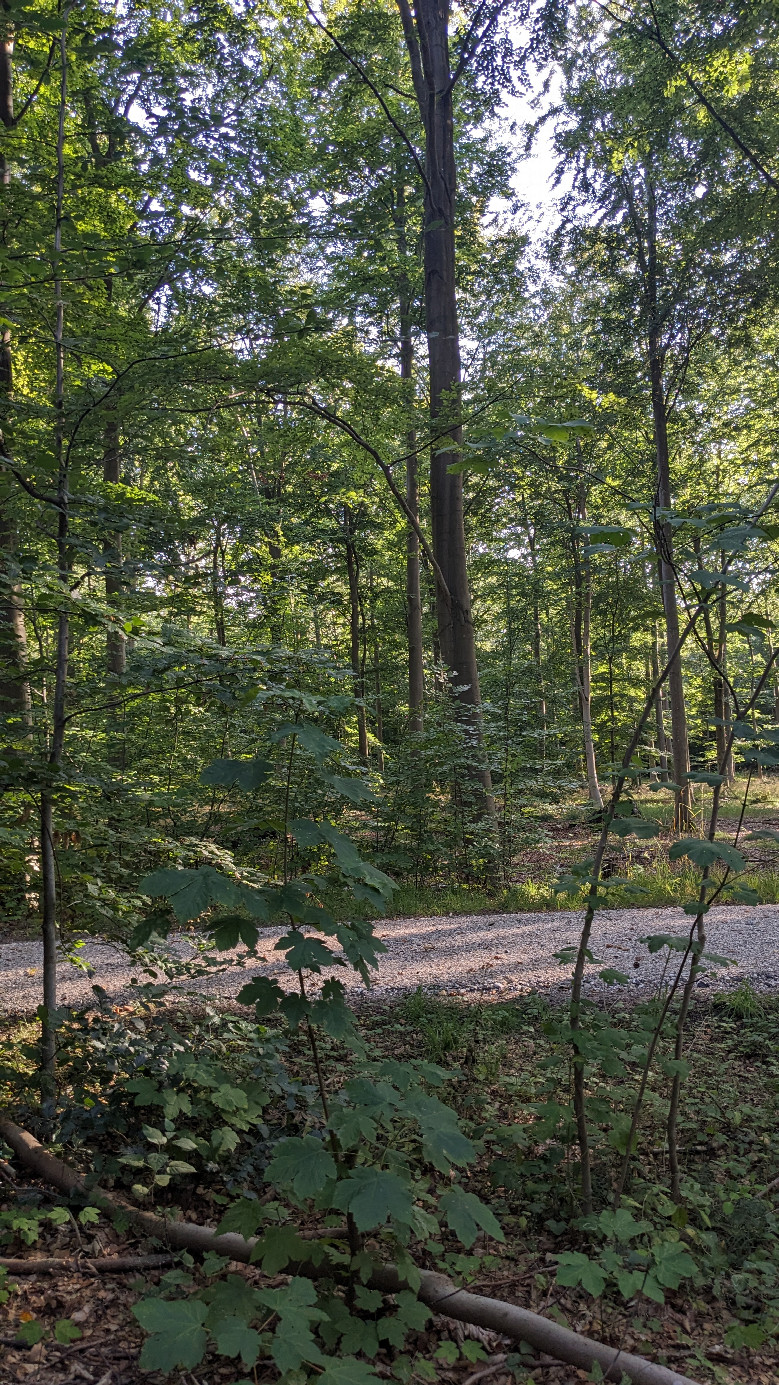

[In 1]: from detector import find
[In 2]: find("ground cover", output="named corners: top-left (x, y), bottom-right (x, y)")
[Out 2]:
top-left (1, 985), bottom-right (777, 1385)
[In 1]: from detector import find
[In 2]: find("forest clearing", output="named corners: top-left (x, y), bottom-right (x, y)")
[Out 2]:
top-left (2, 0), bottom-right (779, 1382)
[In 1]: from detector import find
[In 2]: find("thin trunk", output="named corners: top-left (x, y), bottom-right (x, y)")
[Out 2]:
top-left (41, 15), bottom-right (70, 1104)
top-left (525, 515), bottom-right (547, 766)
top-left (0, 12), bottom-right (32, 730)
top-left (343, 507), bottom-right (368, 762)
top-left (211, 523), bottom-right (226, 647)
top-left (716, 571), bottom-right (734, 782)
top-left (368, 567), bottom-right (384, 771)
top-left (397, 0), bottom-right (492, 816)
top-left (645, 170), bottom-right (691, 829)
top-left (651, 624), bottom-right (670, 780)
top-left (102, 409), bottom-right (126, 675)
top-left (569, 485), bottom-right (603, 810)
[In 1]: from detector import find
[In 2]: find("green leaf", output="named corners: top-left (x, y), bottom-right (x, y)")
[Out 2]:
top-left (319, 1360), bottom-right (382, 1384)
top-left (236, 975), bottom-right (284, 1015)
top-left (642, 933), bottom-right (693, 955)
top-left (668, 839), bottom-right (745, 871)
top-left (322, 773), bottom-right (377, 804)
top-left (651, 1242), bottom-right (696, 1289)
top-left (609, 816), bottom-right (659, 839)
top-left (272, 720), bottom-right (342, 763)
top-left (265, 1136), bottom-right (337, 1199)
top-left (212, 1317), bottom-right (261, 1366)
top-left (686, 772), bottom-right (725, 786)
top-left (199, 757), bottom-right (273, 792)
top-left (333, 1167), bottom-right (415, 1231)
top-left (440, 1187), bottom-right (504, 1249)
top-left (15, 1320), bottom-right (44, 1346)
top-left (133, 1299), bottom-right (208, 1371)
top-left (616, 1269), bottom-right (645, 1300)
top-left (138, 866), bottom-right (244, 923)
top-left (598, 968), bottom-right (629, 985)
top-left (724, 1322), bottom-right (767, 1349)
top-left (216, 1197), bottom-right (266, 1240)
top-left (54, 1318), bottom-right (82, 1344)
top-left (745, 828), bottom-right (779, 842)
top-left (276, 930), bottom-right (338, 972)
top-left (250, 1225), bottom-right (311, 1274)
top-left (555, 1252), bottom-right (606, 1297)
top-left (207, 914), bottom-right (261, 950)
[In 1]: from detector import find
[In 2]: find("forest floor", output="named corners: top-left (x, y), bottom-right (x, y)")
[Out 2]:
top-left (1, 992), bottom-right (778, 1384)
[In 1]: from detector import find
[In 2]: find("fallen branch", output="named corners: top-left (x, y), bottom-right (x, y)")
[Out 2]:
top-left (0, 1116), bottom-right (703, 1385)
top-left (0, 1252), bottom-right (174, 1274)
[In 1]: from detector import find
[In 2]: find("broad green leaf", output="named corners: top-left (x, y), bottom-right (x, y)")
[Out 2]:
top-left (440, 1187), bottom-right (504, 1248)
top-left (216, 1197), bottom-right (266, 1239)
top-left (668, 839), bottom-right (745, 871)
top-left (133, 1299), bottom-right (208, 1371)
top-left (236, 975), bottom-right (284, 1015)
top-left (138, 866), bottom-right (244, 923)
top-left (322, 773), bottom-right (377, 804)
top-left (609, 816), bottom-right (659, 839)
top-left (555, 1251), bottom-right (606, 1297)
top-left (199, 757), bottom-right (273, 792)
top-left (212, 1317), bottom-right (260, 1366)
top-left (651, 1242), bottom-right (696, 1289)
top-left (208, 913), bottom-right (260, 951)
top-left (276, 930), bottom-right (338, 972)
top-left (266, 1136), bottom-right (337, 1199)
top-left (598, 968), bottom-right (629, 985)
top-left (54, 1319), bottom-right (82, 1344)
top-left (333, 1167), bottom-right (415, 1230)
top-left (250, 1225), bottom-right (311, 1274)
top-left (686, 771), bottom-right (725, 786)
top-left (319, 1360), bottom-right (382, 1384)
top-left (272, 720), bottom-right (342, 762)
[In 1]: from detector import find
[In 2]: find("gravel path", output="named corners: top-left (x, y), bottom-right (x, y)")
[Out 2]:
top-left (1, 903), bottom-right (778, 1015)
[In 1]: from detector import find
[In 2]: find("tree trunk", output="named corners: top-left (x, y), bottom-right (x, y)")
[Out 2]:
top-left (41, 16), bottom-right (70, 1107)
top-left (396, 0), bottom-right (493, 816)
top-left (645, 171), bottom-right (691, 829)
top-left (343, 506), bottom-right (368, 762)
top-left (102, 411), bottom-right (126, 675)
top-left (569, 484), bottom-right (603, 809)
top-left (368, 567), bottom-right (384, 771)
top-left (0, 14), bottom-right (32, 731)
top-left (651, 624), bottom-right (670, 780)
top-left (395, 182), bottom-right (424, 733)
top-left (525, 514), bottom-right (547, 766)
top-left (211, 522), bottom-right (227, 648)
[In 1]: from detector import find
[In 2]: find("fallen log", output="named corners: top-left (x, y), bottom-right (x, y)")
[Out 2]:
top-left (0, 1115), bottom-right (702, 1385)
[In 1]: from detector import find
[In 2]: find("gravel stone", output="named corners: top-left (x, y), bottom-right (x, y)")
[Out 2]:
top-left (1, 902), bottom-right (778, 1014)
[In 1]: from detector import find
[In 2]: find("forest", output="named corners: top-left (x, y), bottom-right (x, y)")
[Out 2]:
top-left (1, 0), bottom-right (779, 1381)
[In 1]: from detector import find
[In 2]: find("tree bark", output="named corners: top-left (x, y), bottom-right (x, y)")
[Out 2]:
top-left (526, 519), bottom-right (547, 767)
top-left (0, 11), bottom-right (32, 731)
top-left (569, 484), bottom-right (603, 809)
top-left (396, 0), bottom-right (493, 816)
top-left (644, 170), bottom-right (691, 828)
top-left (40, 16), bottom-right (70, 1104)
top-left (343, 505), bottom-right (368, 761)
top-left (395, 189), bottom-right (424, 732)
top-left (651, 623), bottom-right (670, 780)
top-left (102, 410), bottom-right (126, 675)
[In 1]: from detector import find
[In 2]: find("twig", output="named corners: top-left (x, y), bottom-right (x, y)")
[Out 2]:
top-left (0, 1252), bottom-right (175, 1274)
top-left (462, 1355), bottom-right (507, 1385)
